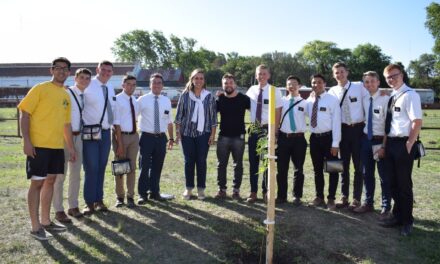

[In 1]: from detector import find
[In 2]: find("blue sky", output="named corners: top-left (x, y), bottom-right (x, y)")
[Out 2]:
top-left (1, 0), bottom-right (435, 67)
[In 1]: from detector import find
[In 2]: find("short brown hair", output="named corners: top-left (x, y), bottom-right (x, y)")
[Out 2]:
top-left (256, 64), bottom-right (270, 73)
top-left (98, 60), bottom-right (113, 68)
top-left (383, 64), bottom-right (403, 74)
top-left (286, 75), bottom-right (301, 84)
top-left (150, 73), bottom-right (163, 81)
top-left (123, 75), bottom-right (137, 83)
top-left (362, 71), bottom-right (380, 80)
top-left (332, 62), bottom-right (348, 71)
top-left (222, 73), bottom-right (235, 81)
top-left (310, 74), bottom-right (326, 83)
top-left (52, 57), bottom-right (71, 69)
top-left (75, 68), bottom-right (92, 77)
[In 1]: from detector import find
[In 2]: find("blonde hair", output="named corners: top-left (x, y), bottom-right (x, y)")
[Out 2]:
top-left (184, 68), bottom-right (205, 93)
top-left (362, 71), bottom-right (380, 80)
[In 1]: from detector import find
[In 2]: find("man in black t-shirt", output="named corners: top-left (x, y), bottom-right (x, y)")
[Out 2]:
top-left (215, 73), bottom-right (250, 199)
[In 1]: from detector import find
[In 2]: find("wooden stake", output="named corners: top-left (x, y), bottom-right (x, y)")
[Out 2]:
top-left (265, 85), bottom-right (276, 264)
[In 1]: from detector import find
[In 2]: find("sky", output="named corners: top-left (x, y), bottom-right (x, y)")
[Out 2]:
top-left (0, 0), bottom-right (436, 67)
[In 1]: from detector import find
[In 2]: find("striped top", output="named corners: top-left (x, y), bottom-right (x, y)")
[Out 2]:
top-left (174, 90), bottom-right (217, 137)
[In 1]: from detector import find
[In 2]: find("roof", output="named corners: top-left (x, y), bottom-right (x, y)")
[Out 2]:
top-left (136, 68), bottom-right (184, 82)
top-left (0, 62), bottom-right (135, 77)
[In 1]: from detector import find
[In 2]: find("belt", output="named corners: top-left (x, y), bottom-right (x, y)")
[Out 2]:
top-left (387, 136), bottom-right (409, 142)
top-left (342, 122), bottom-right (364, 128)
top-left (280, 132), bottom-right (304, 138)
top-left (363, 134), bottom-right (384, 141)
top-left (142, 132), bottom-right (166, 137)
top-left (121, 131), bottom-right (137, 135)
top-left (72, 131), bottom-right (80, 136)
top-left (311, 131), bottom-right (332, 137)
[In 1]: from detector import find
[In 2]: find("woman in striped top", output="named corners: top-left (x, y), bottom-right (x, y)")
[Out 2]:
top-left (175, 69), bottom-right (217, 200)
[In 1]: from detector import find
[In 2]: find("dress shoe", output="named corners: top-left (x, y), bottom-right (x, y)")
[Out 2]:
top-left (378, 216), bottom-right (401, 228)
top-left (94, 201), bottom-right (109, 212)
top-left (232, 190), bottom-right (241, 200)
top-left (327, 199), bottom-right (336, 211)
top-left (379, 208), bottom-right (392, 221)
top-left (126, 198), bottom-right (136, 208)
top-left (137, 196), bottom-right (148, 205)
top-left (348, 199), bottom-right (361, 210)
top-left (353, 204), bottom-right (374, 213)
top-left (83, 204), bottom-right (95, 216)
top-left (335, 197), bottom-right (349, 208)
top-left (149, 193), bottom-right (164, 201)
top-left (115, 198), bottom-right (124, 208)
top-left (215, 190), bottom-right (227, 199)
top-left (311, 197), bottom-right (326, 207)
top-left (67, 208), bottom-right (83, 218)
top-left (55, 211), bottom-right (72, 223)
top-left (246, 192), bottom-right (257, 203)
top-left (292, 197), bottom-right (302, 206)
top-left (400, 224), bottom-right (413, 236)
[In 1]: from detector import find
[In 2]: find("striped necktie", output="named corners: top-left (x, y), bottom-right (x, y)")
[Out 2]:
top-left (154, 96), bottom-right (160, 133)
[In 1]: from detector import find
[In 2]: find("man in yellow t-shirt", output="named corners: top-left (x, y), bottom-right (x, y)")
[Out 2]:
top-left (17, 57), bottom-right (76, 241)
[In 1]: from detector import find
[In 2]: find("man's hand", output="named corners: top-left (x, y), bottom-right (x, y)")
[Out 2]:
top-left (116, 143), bottom-right (125, 158)
top-left (68, 147), bottom-right (76, 162)
top-left (216, 90), bottom-right (225, 97)
top-left (208, 135), bottom-right (215, 145)
top-left (330, 147), bottom-right (339, 157)
top-left (167, 139), bottom-right (174, 150)
top-left (406, 141), bottom-right (414, 155)
top-left (375, 147), bottom-right (386, 159)
top-left (23, 139), bottom-right (36, 158)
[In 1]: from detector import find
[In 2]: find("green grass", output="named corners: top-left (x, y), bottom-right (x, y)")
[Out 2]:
top-left (0, 108), bottom-right (439, 263)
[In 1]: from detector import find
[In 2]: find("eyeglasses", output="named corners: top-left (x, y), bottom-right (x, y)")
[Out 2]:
top-left (52, 66), bottom-right (70, 72)
top-left (385, 72), bottom-right (401, 80)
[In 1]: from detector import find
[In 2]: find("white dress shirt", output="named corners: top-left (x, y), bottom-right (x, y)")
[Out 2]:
top-left (306, 92), bottom-right (341, 147)
top-left (67, 86), bottom-right (84, 132)
top-left (388, 84), bottom-right (422, 137)
top-left (328, 81), bottom-right (368, 124)
top-left (363, 91), bottom-right (389, 136)
top-left (279, 95), bottom-right (308, 133)
top-left (83, 77), bottom-right (116, 129)
top-left (246, 84), bottom-right (283, 125)
top-left (113, 91), bottom-right (139, 132)
top-left (137, 92), bottom-right (172, 133)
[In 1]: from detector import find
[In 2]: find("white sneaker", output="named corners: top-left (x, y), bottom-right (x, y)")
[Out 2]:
top-left (197, 189), bottom-right (206, 200)
top-left (182, 189), bottom-right (192, 200)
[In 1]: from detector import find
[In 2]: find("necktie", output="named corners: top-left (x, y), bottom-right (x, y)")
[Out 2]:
top-left (79, 93), bottom-right (84, 129)
top-left (384, 96), bottom-right (394, 135)
top-left (154, 95), bottom-right (160, 133)
top-left (256, 88), bottom-right (263, 123)
top-left (289, 98), bottom-right (296, 132)
top-left (129, 97), bottom-right (136, 133)
top-left (102, 85), bottom-right (113, 124)
top-left (367, 97), bottom-right (373, 140)
top-left (311, 96), bottom-right (319, 128)
top-left (341, 87), bottom-right (351, 124)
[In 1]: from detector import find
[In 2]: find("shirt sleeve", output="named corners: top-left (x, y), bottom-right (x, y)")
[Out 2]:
top-left (407, 92), bottom-right (423, 121)
top-left (331, 97), bottom-right (341, 148)
top-left (17, 84), bottom-right (40, 114)
top-left (275, 87), bottom-right (283, 108)
top-left (112, 97), bottom-right (121, 126)
top-left (167, 99), bottom-right (173, 124)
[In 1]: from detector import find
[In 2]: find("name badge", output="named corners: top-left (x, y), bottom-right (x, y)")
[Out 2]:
top-left (164, 110), bottom-right (169, 114)
top-left (298, 107), bottom-right (304, 112)
top-left (374, 109), bottom-right (380, 114)
top-left (319, 107), bottom-right (326, 111)
top-left (350, 97), bottom-right (357, 103)
top-left (394, 107), bottom-right (401, 112)
top-left (112, 96), bottom-right (116, 101)
top-left (264, 99), bottom-right (269, 104)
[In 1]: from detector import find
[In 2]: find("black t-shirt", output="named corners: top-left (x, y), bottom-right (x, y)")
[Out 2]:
top-left (216, 92), bottom-right (250, 137)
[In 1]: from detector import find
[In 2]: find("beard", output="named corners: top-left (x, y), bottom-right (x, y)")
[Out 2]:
top-left (224, 87), bottom-right (234, 95)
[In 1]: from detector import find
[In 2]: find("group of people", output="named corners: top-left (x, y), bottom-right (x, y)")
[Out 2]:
top-left (19, 58), bottom-right (422, 241)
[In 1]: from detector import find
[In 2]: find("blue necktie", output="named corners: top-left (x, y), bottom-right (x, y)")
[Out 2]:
top-left (289, 98), bottom-right (296, 132)
top-left (154, 96), bottom-right (160, 133)
top-left (367, 97), bottom-right (373, 140)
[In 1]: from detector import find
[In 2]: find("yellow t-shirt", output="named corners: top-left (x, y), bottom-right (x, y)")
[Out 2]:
top-left (18, 81), bottom-right (71, 149)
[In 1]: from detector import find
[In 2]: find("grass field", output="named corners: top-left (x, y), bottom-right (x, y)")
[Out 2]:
top-left (0, 107), bottom-right (439, 264)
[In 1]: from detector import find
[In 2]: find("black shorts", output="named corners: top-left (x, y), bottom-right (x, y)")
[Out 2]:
top-left (26, 147), bottom-right (65, 179)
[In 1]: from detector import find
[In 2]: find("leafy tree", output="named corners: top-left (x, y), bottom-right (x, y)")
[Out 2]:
top-left (349, 43), bottom-right (391, 85)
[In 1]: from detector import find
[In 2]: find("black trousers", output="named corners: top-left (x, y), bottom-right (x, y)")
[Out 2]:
top-left (310, 132), bottom-right (339, 200)
top-left (276, 133), bottom-right (307, 199)
top-left (340, 124), bottom-right (364, 200)
top-left (385, 137), bottom-right (415, 225)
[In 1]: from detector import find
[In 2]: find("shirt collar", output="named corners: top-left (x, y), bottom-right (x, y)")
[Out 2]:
top-left (121, 91), bottom-right (134, 100)
top-left (70, 85), bottom-right (84, 95)
top-left (391, 83), bottom-right (409, 96)
top-left (147, 92), bottom-right (162, 98)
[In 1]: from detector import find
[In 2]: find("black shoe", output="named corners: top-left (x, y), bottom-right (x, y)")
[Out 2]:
top-left (378, 216), bottom-right (400, 228)
top-left (127, 198), bottom-right (136, 208)
top-left (400, 224), bottom-right (413, 236)
top-left (149, 192), bottom-right (164, 201)
top-left (137, 196), bottom-right (148, 205)
top-left (115, 198), bottom-right (124, 208)
top-left (275, 198), bottom-right (287, 204)
top-left (292, 197), bottom-right (302, 206)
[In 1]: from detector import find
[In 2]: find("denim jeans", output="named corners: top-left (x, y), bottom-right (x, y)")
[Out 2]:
top-left (83, 129), bottom-right (111, 204)
top-left (181, 133), bottom-right (210, 189)
top-left (216, 135), bottom-right (245, 190)
top-left (360, 136), bottom-right (390, 210)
